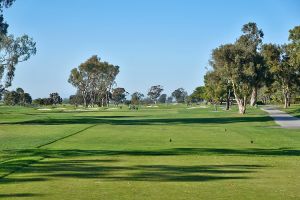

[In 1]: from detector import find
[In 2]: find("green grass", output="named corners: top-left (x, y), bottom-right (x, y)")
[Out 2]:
top-left (0, 105), bottom-right (299, 199)
top-left (282, 104), bottom-right (300, 118)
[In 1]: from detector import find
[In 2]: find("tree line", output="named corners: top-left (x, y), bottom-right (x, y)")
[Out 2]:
top-left (202, 22), bottom-right (300, 114)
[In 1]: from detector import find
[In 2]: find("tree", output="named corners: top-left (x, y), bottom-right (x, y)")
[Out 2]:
top-left (23, 93), bottom-right (32, 104)
top-left (204, 71), bottom-right (227, 106)
top-left (158, 94), bottom-right (167, 104)
top-left (16, 87), bottom-right (24, 105)
top-left (236, 23), bottom-right (266, 106)
top-left (131, 92), bottom-right (144, 105)
top-left (68, 55), bottom-right (119, 107)
top-left (190, 86), bottom-right (206, 103)
top-left (50, 92), bottom-right (62, 105)
top-left (69, 93), bottom-right (84, 107)
top-left (166, 96), bottom-right (173, 104)
top-left (3, 90), bottom-right (18, 105)
top-left (112, 87), bottom-right (128, 106)
top-left (262, 34), bottom-right (300, 109)
top-left (33, 97), bottom-right (52, 106)
top-left (172, 88), bottom-right (188, 103)
top-left (3, 87), bottom-right (31, 105)
top-left (210, 23), bottom-right (267, 114)
top-left (147, 85), bottom-right (163, 104)
top-left (0, 1), bottom-right (36, 96)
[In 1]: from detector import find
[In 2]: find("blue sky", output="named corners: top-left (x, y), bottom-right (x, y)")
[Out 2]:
top-left (4, 0), bottom-right (300, 98)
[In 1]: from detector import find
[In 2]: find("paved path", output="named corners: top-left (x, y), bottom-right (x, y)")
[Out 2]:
top-left (262, 106), bottom-right (300, 128)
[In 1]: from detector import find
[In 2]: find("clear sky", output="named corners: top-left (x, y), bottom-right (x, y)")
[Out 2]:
top-left (4, 0), bottom-right (300, 98)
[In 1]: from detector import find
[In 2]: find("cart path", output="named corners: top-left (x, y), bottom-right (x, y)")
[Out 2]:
top-left (262, 107), bottom-right (300, 128)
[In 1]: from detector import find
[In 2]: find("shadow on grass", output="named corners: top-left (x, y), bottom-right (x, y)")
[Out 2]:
top-left (1, 147), bottom-right (298, 187)
top-left (0, 156), bottom-right (263, 185)
top-left (2, 147), bottom-right (299, 161)
top-left (0, 193), bottom-right (44, 198)
top-left (0, 115), bottom-right (273, 126)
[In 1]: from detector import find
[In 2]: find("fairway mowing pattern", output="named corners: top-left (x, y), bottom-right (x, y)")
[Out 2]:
top-left (36, 124), bottom-right (98, 148)
top-left (0, 105), bottom-right (300, 200)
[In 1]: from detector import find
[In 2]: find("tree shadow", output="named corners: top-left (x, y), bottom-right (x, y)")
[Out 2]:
top-left (1, 147), bottom-right (298, 186)
top-left (0, 115), bottom-right (273, 126)
top-left (0, 157), bottom-right (264, 184)
top-left (0, 193), bottom-right (44, 198)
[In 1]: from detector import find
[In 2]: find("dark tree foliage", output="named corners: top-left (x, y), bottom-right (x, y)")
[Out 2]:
top-left (69, 94), bottom-right (84, 107)
top-left (190, 86), bottom-right (206, 103)
top-left (158, 94), bottom-right (167, 103)
top-left (131, 92), bottom-right (144, 105)
top-left (112, 87), bottom-right (128, 106)
top-left (147, 85), bottom-right (163, 104)
top-left (3, 87), bottom-right (32, 106)
top-left (172, 88), bottom-right (188, 103)
top-left (49, 92), bottom-right (62, 105)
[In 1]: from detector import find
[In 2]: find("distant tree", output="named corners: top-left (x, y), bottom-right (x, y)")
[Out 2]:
top-left (147, 85), bottom-right (163, 104)
top-left (68, 55), bottom-right (119, 107)
top-left (49, 92), bottom-right (62, 105)
top-left (16, 87), bottom-right (24, 105)
top-left (112, 87), bottom-right (128, 106)
top-left (3, 88), bottom-right (31, 106)
top-left (190, 86), bottom-right (206, 103)
top-left (23, 93), bottom-right (32, 104)
top-left (3, 90), bottom-right (19, 105)
top-left (166, 96), bottom-right (173, 104)
top-left (204, 71), bottom-right (227, 108)
top-left (142, 97), bottom-right (154, 105)
top-left (32, 98), bottom-right (42, 105)
top-left (69, 94), bottom-right (84, 107)
top-left (158, 94), bottom-right (167, 104)
top-left (172, 88), bottom-right (188, 103)
top-left (131, 92), bottom-right (144, 105)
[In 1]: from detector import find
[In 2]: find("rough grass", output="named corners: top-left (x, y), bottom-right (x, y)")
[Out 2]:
top-left (0, 105), bottom-right (299, 199)
top-left (283, 104), bottom-right (300, 118)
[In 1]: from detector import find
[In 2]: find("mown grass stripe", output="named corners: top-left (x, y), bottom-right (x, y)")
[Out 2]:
top-left (36, 124), bottom-right (98, 148)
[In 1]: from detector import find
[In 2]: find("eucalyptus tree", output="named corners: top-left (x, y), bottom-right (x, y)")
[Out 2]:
top-left (112, 87), bottom-right (128, 106)
top-left (262, 26), bottom-right (300, 108)
top-left (190, 86), bottom-right (205, 103)
top-left (235, 23), bottom-right (266, 106)
top-left (0, 0), bottom-right (36, 96)
top-left (210, 23), bottom-right (267, 114)
top-left (50, 92), bottom-right (62, 105)
top-left (147, 85), bottom-right (163, 104)
top-left (68, 67), bottom-right (89, 107)
top-left (171, 88), bottom-right (188, 103)
top-left (131, 92), bottom-right (144, 105)
top-left (204, 71), bottom-right (227, 107)
top-left (158, 94), bottom-right (167, 104)
top-left (68, 55), bottom-right (119, 107)
top-left (3, 87), bottom-right (32, 106)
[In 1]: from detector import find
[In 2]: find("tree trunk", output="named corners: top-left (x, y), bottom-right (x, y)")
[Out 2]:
top-left (226, 88), bottom-right (230, 110)
top-left (283, 91), bottom-right (288, 109)
top-left (101, 98), bottom-right (104, 107)
top-left (236, 98), bottom-right (246, 114)
top-left (106, 92), bottom-right (109, 107)
top-left (83, 97), bottom-right (87, 108)
top-left (250, 87), bottom-right (257, 107)
top-left (231, 82), bottom-right (246, 114)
